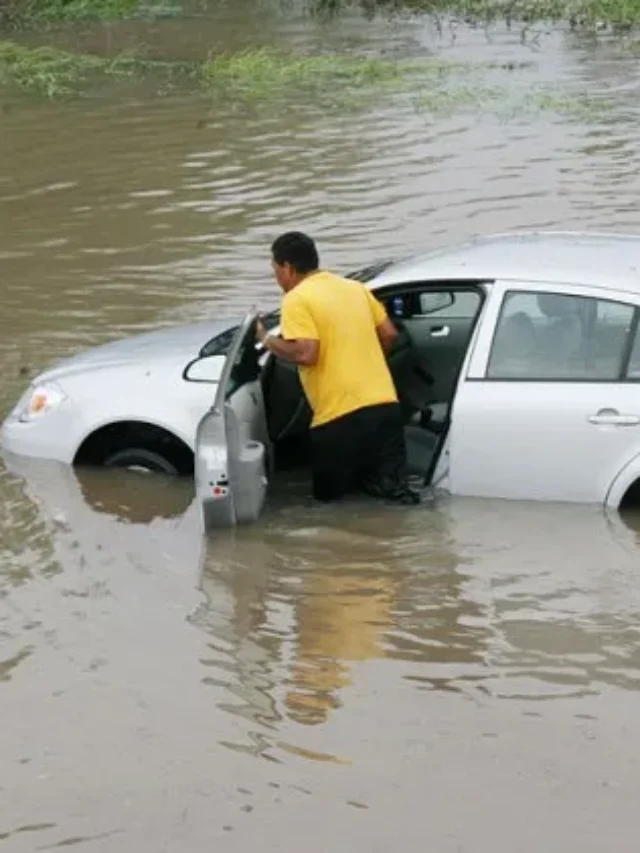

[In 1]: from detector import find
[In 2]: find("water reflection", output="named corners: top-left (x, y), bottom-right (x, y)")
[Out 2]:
top-left (285, 563), bottom-right (395, 726)
top-left (8, 450), bottom-right (640, 735)
top-left (192, 489), bottom-right (640, 759)
top-left (195, 492), bottom-right (471, 737)
top-left (0, 454), bottom-right (204, 689)
top-left (447, 499), bottom-right (640, 701)
top-left (3, 453), bottom-right (197, 550)
top-left (194, 529), bottom-right (284, 733)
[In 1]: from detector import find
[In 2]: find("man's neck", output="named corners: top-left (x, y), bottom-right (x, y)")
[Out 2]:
top-left (291, 269), bottom-right (320, 290)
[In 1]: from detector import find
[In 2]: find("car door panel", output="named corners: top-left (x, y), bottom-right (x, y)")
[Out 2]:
top-left (195, 311), bottom-right (270, 530)
top-left (404, 316), bottom-right (478, 402)
top-left (449, 381), bottom-right (640, 503)
top-left (449, 280), bottom-right (640, 504)
top-left (387, 289), bottom-right (481, 404)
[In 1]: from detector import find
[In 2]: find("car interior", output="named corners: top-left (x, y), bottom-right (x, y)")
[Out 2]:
top-left (261, 285), bottom-right (484, 484)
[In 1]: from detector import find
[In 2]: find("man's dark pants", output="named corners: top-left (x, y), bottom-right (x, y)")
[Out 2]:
top-left (310, 402), bottom-right (419, 504)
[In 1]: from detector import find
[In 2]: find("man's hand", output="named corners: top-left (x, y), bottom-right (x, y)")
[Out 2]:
top-left (255, 318), bottom-right (268, 345)
top-left (254, 314), bottom-right (317, 365)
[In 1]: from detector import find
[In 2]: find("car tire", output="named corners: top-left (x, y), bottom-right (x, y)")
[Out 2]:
top-left (103, 447), bottom-right (179, 476)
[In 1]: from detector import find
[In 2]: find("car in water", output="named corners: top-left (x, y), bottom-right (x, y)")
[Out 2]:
top-left (4, 230), bottom-right (640, 527)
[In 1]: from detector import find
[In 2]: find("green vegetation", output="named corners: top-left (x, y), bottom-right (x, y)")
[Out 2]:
top-left (0, 40), bottom-right (197, 96)
top-left (4, 0), bottom-right (640, 32)
top-left (4, 0), bottom-right (640, 34)
top-left (311, 0), bottom-right (640, 31)
top-left (0, 0), bottom-right (178, 30)
top-left (0, 40), bottom-right (106, 96)
top-left (0, 41), bottom-right (511, 102)
top-left (0, 41), bottom-right (462, 99)
top-left (413, 84), bottom-right (607, 119)
top-left (0, 40), bottom-right (609, 125)
top-left (0, 41), bottom-right (410, 98)
top-left (202, 47), bottom-right (406, 101)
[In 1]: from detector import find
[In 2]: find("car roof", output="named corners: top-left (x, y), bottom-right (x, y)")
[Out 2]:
top-left (370, 231), bottom-right (640, 293)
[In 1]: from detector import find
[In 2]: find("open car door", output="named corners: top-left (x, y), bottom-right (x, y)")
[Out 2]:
top-left (195, 310), bottom-right (271, 530)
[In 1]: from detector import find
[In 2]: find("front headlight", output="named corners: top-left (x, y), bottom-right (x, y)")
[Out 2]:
top-left (15, 382), bottom-right (68, 423)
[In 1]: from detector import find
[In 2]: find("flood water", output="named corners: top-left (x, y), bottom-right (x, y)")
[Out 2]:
top-left (3, 4), bottom-right (640, 850)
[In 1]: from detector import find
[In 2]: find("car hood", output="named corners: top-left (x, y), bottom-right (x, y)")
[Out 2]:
top-left (37, 319), bottom-right (237, 383)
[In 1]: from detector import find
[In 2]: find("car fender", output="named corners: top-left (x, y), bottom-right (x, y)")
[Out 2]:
top-left (73, 395), bottom-right (203, 457)
top-left (59, 358), bottom-right (215, 455)
top-left (605, 452), bottom-right (640, 508)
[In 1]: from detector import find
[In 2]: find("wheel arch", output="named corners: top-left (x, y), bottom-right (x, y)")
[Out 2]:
top-left (73, 418), bottom-right (195, 476)
top-left (606, 453), bottom-right (640, 510)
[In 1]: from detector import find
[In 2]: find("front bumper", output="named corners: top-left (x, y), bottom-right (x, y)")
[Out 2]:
top-left (1, 411), bottom-right (76, 464)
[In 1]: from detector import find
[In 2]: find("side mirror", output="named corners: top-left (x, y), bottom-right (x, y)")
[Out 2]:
top-left (184, 357), bottom-right (222, 383)
top-left (419, 292), bottom-right (455, 315)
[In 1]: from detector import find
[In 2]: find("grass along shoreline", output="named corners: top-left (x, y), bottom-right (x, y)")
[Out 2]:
top-left (0, 40), bottom-right (199, 96)
top-left (4, 0), bottom-right (640, 33)
top-left (0, 0), bottom-right (180, 30)
top-left (313, 0), bottom-right (640, 31)
top-left (0, 41), bottom-right (609, 121)
top-left (0, 42), bottom-right (416, 98)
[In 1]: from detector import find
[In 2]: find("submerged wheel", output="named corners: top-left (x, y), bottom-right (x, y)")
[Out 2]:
top-left (74, 422), bottom-right (194, 477)
top-left (103, 447), bottom-right (179, 476)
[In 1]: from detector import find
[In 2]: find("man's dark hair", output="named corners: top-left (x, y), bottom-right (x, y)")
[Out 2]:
top-left (271, 231), bottom-right (319, 275)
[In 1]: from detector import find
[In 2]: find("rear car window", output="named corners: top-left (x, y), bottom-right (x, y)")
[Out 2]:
top-left (487, 290), bottom-right (636, 381)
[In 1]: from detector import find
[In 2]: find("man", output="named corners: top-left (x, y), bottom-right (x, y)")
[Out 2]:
top-left (256, 231), bottom-right (420, 506)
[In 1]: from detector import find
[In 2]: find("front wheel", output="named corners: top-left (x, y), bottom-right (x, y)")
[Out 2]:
top-left (103, 447), bottom-right (179, 476)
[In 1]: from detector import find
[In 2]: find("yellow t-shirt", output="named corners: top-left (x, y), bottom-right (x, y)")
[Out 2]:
top-left (281, 271), bottom-right (398, 428)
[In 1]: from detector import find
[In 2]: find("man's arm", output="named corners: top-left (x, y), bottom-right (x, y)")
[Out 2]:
top-left (375, 317), bottom-right (399, 353)
top-left (257, 292), bottom-right (319, 366)
top-left (256, 322), bottom-right (319, 366)
top-left (365, 290), bottom-right (398, 353)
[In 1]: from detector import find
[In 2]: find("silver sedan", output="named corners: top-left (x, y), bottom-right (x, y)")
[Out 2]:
top-left (4, 230), bottom-right (640, 527)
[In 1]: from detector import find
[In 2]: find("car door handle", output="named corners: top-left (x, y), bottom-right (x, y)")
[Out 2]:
top-left (588, 408), bottom-right (640, 426)
top-left (430, 325), bottom-right (450, 338)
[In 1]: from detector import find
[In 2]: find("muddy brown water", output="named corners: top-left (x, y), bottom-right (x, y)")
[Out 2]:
top-left (3, 6), bottom-right (640, 851)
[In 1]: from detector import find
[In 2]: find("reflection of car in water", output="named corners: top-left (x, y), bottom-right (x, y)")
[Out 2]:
top-left (3, 453), bottom-right (204, 580)
top-left (191, 510), bottom-right (435, 732)
top-left (188, 497), bottom-right (640, 732)
top-left (5, 231), bottom-right (640, 523)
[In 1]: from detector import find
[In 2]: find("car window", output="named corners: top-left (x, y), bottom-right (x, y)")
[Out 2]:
top-left (417, 290), bottom-right (480, 319)
top-left (625, 325), bottom-right (640, 379)
top-left (487, 290), bottom-right (636, 381)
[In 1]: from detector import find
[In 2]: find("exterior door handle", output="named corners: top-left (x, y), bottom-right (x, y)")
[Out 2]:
top-left (588, 408), bottom-right (640, 426)
top-left (431, 325), bottom-right (450, 338)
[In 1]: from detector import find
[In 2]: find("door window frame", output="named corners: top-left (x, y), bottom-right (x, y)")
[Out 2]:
top-left (213, 310), bottom-right (260, 412)
top-left (373, 279), bottom-right (490, 390)
top-left (466, 279), bottom-right (640, 383)
top-left (374, 279), bottom-right (490, 486)
top-left (372, 279), bottom-right (489, 320)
